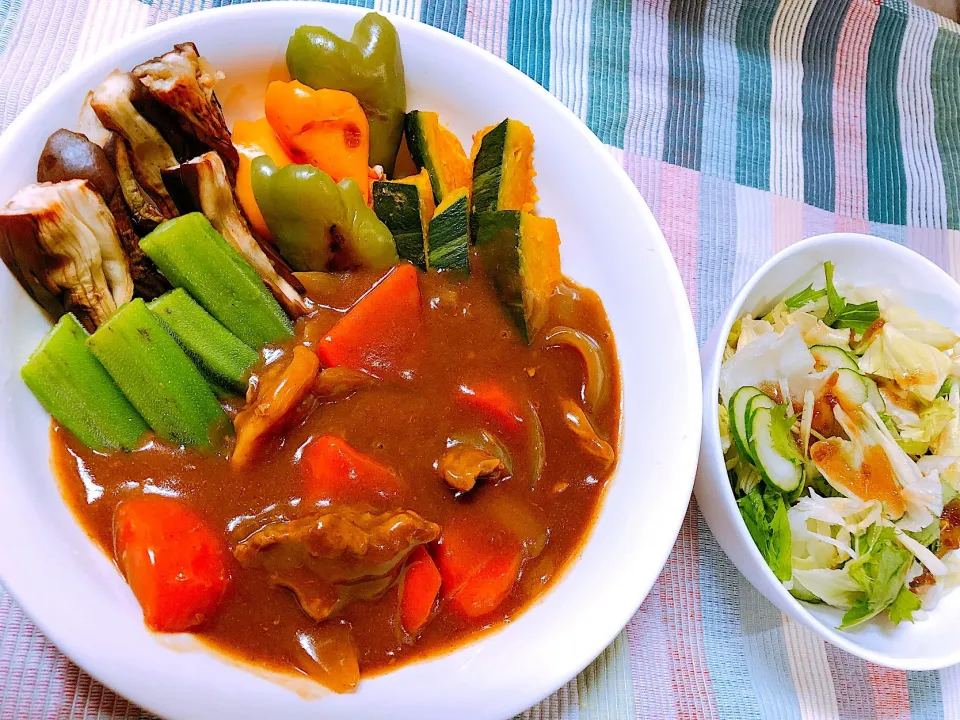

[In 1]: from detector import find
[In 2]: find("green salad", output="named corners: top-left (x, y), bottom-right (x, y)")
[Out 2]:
top-left (721, 262), bottom-right (960, 629)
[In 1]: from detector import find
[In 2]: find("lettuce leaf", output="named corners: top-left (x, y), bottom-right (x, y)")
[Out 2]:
top-left (883, 304), bottom-right (959, 351)
top-left (738, 485), bottom-right (792, 581)
top-left (792, 567), bottom-right (862, 608)
top-left (888, 587), bottom-right (922, 625)
top-left (821, 261), bottom-right (881, 334)
top-left (785, 284), bottom-right (827, 311)
top-left (838, 525), bottom-right (914, 629)
top-left (858, 324), bottom-right (952, 402)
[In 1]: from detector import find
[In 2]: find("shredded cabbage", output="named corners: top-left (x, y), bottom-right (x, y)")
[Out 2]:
top-left (792, 567), bottom-right (862, 608)
top-left (720, 325), bottom-right (815, 405)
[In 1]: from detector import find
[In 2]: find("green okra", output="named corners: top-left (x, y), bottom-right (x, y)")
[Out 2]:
top-left (149, 289), bottom-right (258, 394)
top-left (21, 314), bottom-right (148, 451)
top-left (140, 213), bottom-right (293, 348)
top-left (87, 298), bottom-right (228, 447)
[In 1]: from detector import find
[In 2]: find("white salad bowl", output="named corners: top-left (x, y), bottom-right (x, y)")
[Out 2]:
top-left (0, 3), bottom-right (701, 718)
top-left (696, 232), bottom-right (960, 671)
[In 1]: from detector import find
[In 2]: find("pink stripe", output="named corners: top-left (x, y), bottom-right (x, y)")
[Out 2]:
top-left (907, 226), bottom-right (954, 273)
top-left (622, 150), bottom-right (663, 219)
top-left (832, 0), bottom-right (880, 222)
top-left (866, 664), bottom-right (911, 718)
top-left (771, 195), bottom-right (805, 253)
top-left (803, 203), bottom-right (836, 239)
top-left (658, 502), bottom-right (719, 720)
top-left (658, 164), bottom-right (699, 319)
top-left (465, 0), bottom-right (511, 60)
top-left (627, 582), bottom-right (679, 717)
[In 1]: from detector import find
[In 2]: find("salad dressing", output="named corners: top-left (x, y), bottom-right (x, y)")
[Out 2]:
top-left (810, 441), bottom-right (904, 517)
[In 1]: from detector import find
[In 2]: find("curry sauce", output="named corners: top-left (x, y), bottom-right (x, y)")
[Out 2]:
top-left (52, 255), bottom-right (621, 688)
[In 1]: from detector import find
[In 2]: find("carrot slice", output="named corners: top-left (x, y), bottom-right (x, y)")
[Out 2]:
top-left (457, 382), bottom-right (525, 435)
top-left (316, 263), bottom-right (422, 374)
top-left (302, 435), bottom-right (403, 504)
top-left (434, 518), bottom-right (521, 618)
top-left (399, 546), bottom-right (442, 635)
top-left (113, 496), bottom-right (231, 632)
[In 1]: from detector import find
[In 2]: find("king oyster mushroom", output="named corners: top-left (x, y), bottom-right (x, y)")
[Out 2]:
top-left (165, 151), bottom-right (309, 317)
top-left (0, 180), bottom-right (133, 330)
top-left (37, 129), bottom-right (169, 298)
top-left (133, 43), bottom-right (239, 177)
top-left (90, 71), bottom-right (180, 220)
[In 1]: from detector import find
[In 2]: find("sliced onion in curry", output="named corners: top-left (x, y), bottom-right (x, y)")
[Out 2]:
top-left (313, 366), bottom-right (380, 401)
top-left (560, 399), bottom-right (614, 467)
top-left (525, 399), bottom-right (547, 487)
top-left (294, 623), bottom-right (360, 694)
top-left (542, 326), bottom-right (610, 413)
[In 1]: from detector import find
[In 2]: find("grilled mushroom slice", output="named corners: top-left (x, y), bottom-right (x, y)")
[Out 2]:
top-left (37, 129), bottom-right (168, 298)
top-left (167, 151), bottom-right (310, 317)
top-left (0, 180), bottom-right (133, 330)
top-left (133, 43), bottom-right (238, 176)
top-left (90, 71), bottom-right (179, 220)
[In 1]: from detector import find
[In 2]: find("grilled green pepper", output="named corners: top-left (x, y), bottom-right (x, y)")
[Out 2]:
top-left (21, 313), bottom-right (148, 451)
top-left (286, 12), bottom-right (406, 175)
top-left (251, 157), bottom-right (397, 272)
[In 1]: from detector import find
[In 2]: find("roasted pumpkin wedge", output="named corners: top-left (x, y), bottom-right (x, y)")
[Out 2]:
top-left (475, 210), bottom-right (561, 343)
top-left (372, 169), bottom-right (434, 270)
top-left (405, 111), bottom-right (471, 204)
top-left (470, 119), bottom-right (538, 226)
top-left (427, 187), bottom-right (470, 272)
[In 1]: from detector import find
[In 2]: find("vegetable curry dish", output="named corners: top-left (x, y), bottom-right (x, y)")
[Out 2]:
top-left (1, 13), bottom-right (621, 693)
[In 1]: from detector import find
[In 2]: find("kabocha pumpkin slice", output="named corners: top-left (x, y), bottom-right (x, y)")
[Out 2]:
top-left (405, 111), bottom-right (472, 204)
top-left (87, 298), bottom-right (229, 447)
top-left (427, 187), bottom-right (470, 272)
top-left (372, 179), bottom-right (428, 269)
top-left (471, 119), bottom-right (538, 224)
top-left (475, 210), bottom-right (562, 343)
top-left (21, 313), bottom-right (148, 451)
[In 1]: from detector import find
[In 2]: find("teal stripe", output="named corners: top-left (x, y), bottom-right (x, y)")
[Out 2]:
top-left (700, 0), bottom-right (743, 181)
top-left (801, 0), bottom-right (850, 211)
top-left (695, 176), bottom-right (736, 342)
top-left (664, 0), bottom-right (707, 170)
top-left (931, 25), bottom-right (960, 230)
top-left (907, 671), bottom-right (944, 720)
top-left (697, 513), bottom-right (770, 720)
top-left (0, 0), bottom-right (23, 54)
top-left (420, 0), bottom-right (467, 38)
top-left (734, 0), bottom-right (778, 190)
top-left (507, 0), bottom-right (551, 89)
top-left (865, 2), bottom-right (908, 226)
top-left (586, 0), bottom-right (632, 147)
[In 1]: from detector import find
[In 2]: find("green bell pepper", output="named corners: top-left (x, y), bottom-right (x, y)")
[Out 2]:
top-left (252, 156), bottom-right (398, 272)
top-left (286, 12), bottom-right (406, 175)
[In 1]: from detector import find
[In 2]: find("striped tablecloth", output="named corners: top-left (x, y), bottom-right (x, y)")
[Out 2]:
top-left (2, 0), bottom-right (960, 717)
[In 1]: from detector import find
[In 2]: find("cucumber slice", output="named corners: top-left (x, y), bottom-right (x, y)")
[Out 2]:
top-left (810, 345), bottom-right (858, 372)
top-left (746, 393), bottom-right (777, 423)
top-left (729, 386), bottom-right (763, 460)
top-left (747, 406), bottom-right (804, 492)
top-left (861, 374), bottom-right (886, 412)
top-left (834, 368), bottom-right (868, 406)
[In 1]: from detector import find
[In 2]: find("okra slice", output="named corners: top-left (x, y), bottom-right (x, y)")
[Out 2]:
top-left (149, 289), bottom-right (258, 394)
top-left (140, 213), bottom-right (293, 348)
top-left (87, 298), bottom-right (229, 447)
top-left (21, 314), bottom-right (148, 451)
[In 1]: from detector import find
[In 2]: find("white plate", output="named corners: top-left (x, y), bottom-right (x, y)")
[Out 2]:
top-left (696, 232), bottom-right (960, 670)
top-left (0, 4), bottom-right (701, 718)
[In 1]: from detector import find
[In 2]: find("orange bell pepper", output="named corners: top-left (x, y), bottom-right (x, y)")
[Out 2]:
top-left (232, 117), bottom-right (293, 239)
top-left (265, 80), bottom-right (371, 202)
